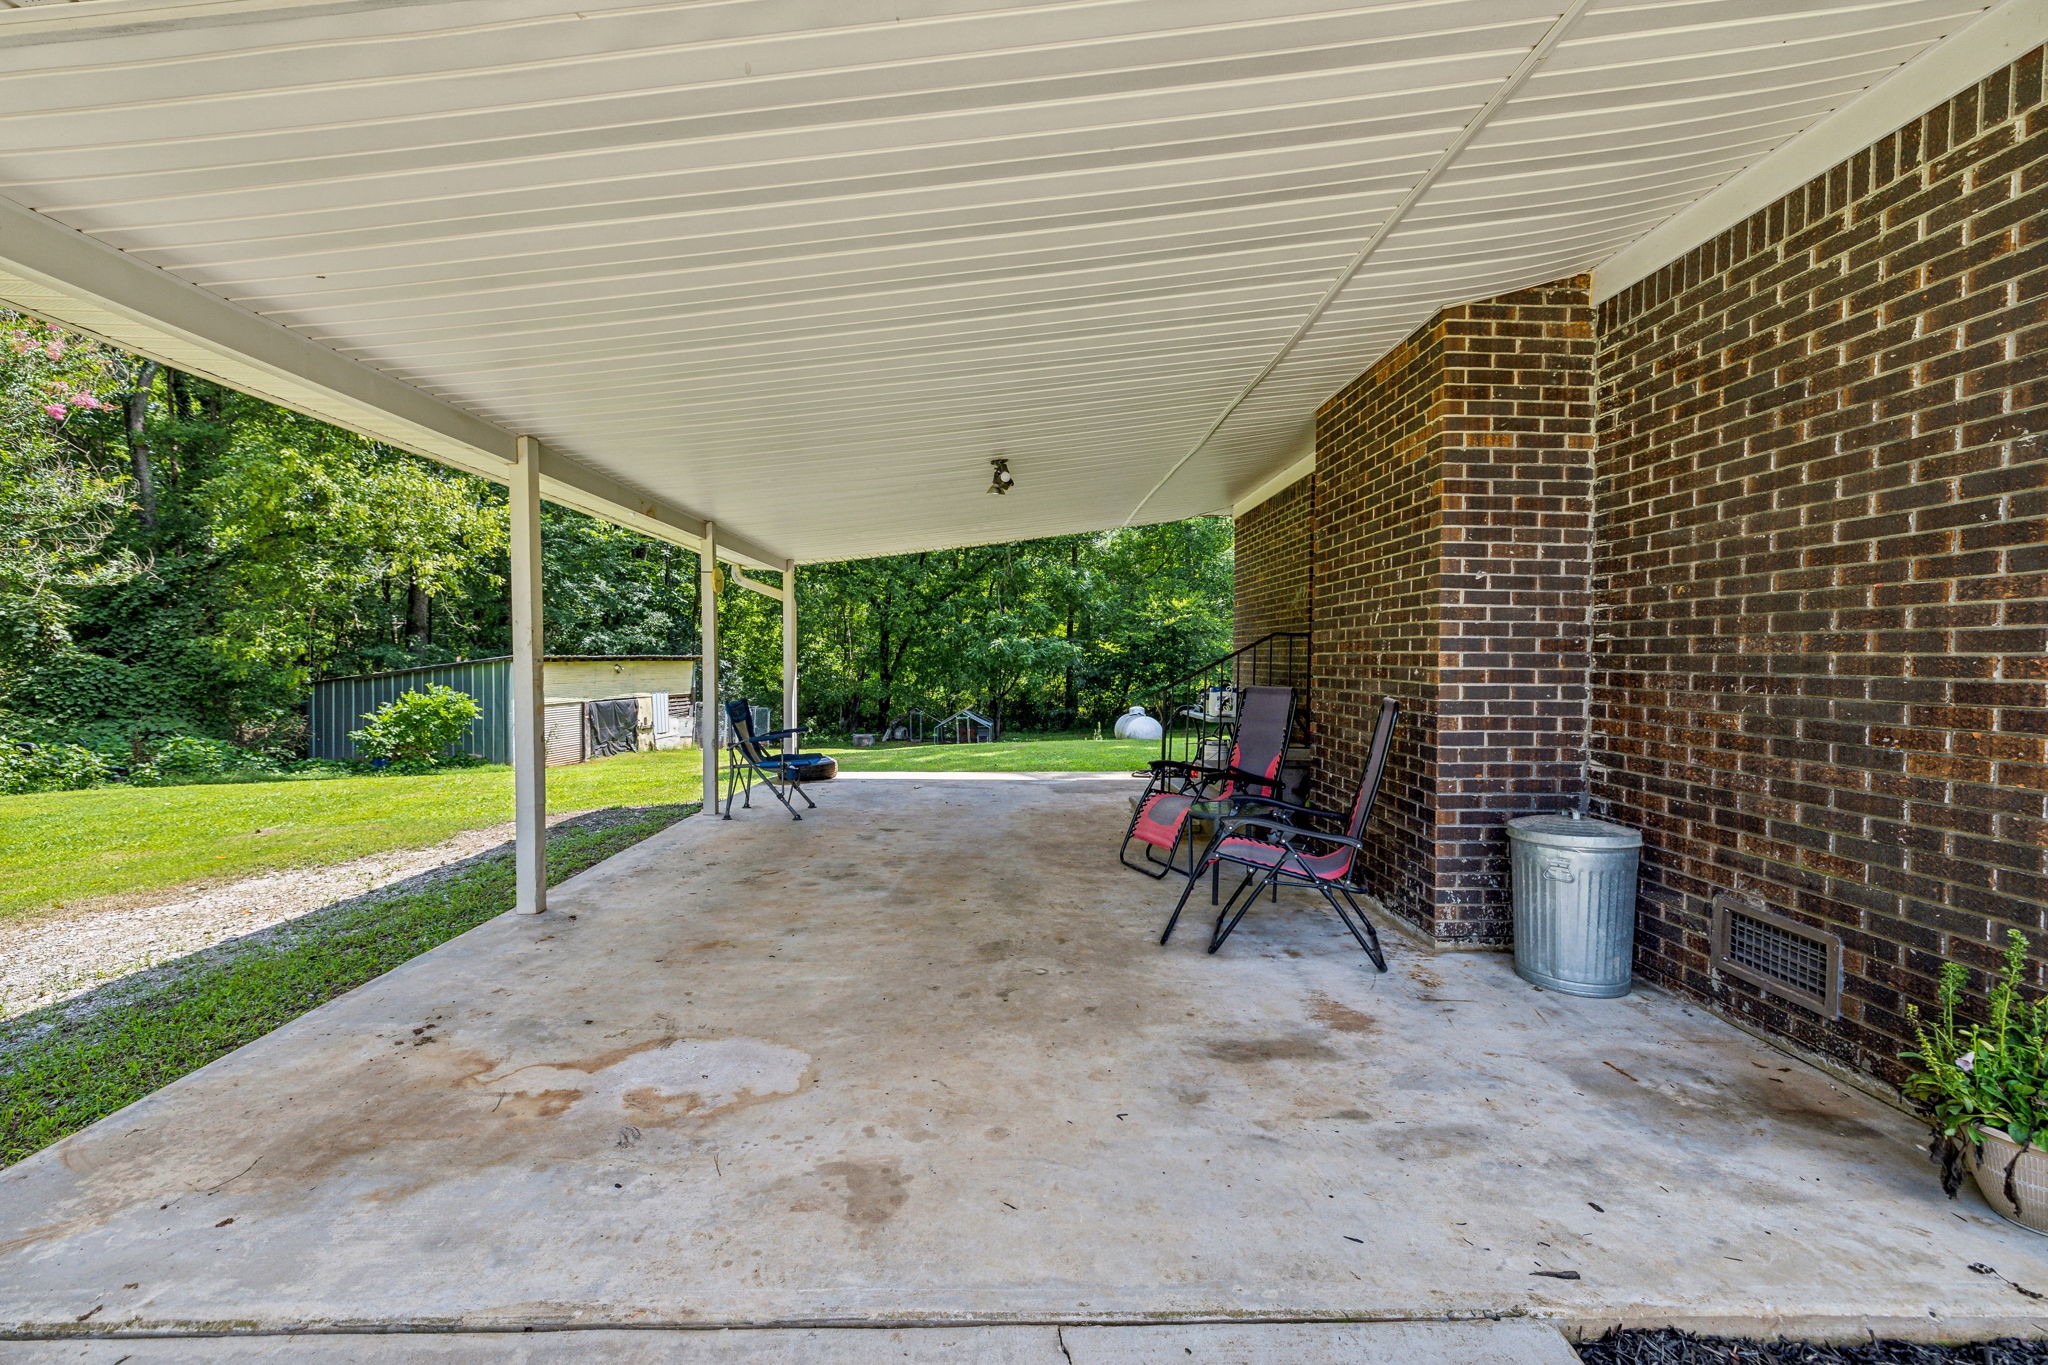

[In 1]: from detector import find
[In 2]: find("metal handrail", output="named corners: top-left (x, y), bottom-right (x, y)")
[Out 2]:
top-left (1157, 631), bottom-right (1309, 702)
top-left (1154, 631), bottom-right (1312, 770)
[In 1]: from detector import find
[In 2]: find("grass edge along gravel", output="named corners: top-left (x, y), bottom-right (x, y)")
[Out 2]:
top-left (0, 803), bottom-right (695, 1168)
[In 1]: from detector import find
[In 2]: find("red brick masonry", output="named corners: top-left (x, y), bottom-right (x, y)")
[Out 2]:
top-left (1235, 47), bottom-right (2048, 1081)
top-left (1303, 282), bottom-right (1595, 943)
top-left (1233, 475), bottom-right (1313, 649)
top-left (1594, 48), bottom-right (2048, 1079)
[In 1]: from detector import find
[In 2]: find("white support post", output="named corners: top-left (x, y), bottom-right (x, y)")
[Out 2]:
top-left (781, 559), bottom-right (798, 754)
top-left (700, 522), bottom-right (719, 814)
top-left (510, 436), bottom-right (547, 915)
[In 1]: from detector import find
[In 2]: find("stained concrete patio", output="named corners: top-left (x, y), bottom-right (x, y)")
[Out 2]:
top-left (3, 774), bottom-right (2046, 1350)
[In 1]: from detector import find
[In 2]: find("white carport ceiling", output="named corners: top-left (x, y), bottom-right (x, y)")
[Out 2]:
top-left (0, 0), bottom-right (2030, 564)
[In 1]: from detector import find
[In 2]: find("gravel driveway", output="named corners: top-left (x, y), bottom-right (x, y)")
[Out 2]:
top-left (0, 815), bottom-right (590, 1019)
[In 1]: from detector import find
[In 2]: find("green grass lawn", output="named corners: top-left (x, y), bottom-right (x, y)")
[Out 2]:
top-left (0, 749), bottom-right (703, 920)
top-left (818, 734), bottom-right (1154, 772)
top-left (0, 736), bottom-right (1151, 921)
top-left (0, 806), bottom-right (692, 1166)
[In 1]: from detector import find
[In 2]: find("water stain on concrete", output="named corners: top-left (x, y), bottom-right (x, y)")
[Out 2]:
top-left (497, 1088), bottom-right (583, 1120)
top-left (486, 1035), bottom-right (677, 1081)
top-left (1204, 1036), bottom-right (1339, 1064)
top-left (815, 1157), bottom-right (911, 1229)
top-left (491, 1037), bottom-right (814, 1128)
top-left (1307, 992), bottom-right (1376, 1034)
top-left (13, 781), bottom-right (2034, 1336)
top-left (32, 1030), bottom-right (817, 1244)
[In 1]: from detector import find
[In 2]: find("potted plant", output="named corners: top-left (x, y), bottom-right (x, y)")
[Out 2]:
top-left (1904, 930), bottom-right (2048, 1233)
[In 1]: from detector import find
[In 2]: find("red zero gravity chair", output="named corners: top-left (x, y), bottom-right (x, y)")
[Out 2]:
top-left (1161, 696), bottom-right (1399, 969)
top-left (1119, 684), bottom-right (1294, 880)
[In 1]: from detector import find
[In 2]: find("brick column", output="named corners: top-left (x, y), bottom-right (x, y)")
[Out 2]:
top-left (1310, 277), bottom-right (1595, 943)
top-left (1233, 476), bottom-right (1314, 649)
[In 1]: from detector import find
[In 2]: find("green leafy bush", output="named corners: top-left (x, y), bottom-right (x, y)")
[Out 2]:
top-left (139, 735), bottom-right (278, 784)
top-left (0, 739), bottom-right (114, 795)
top-left (1904, 930), bottom-right (2048, 1193)
top-left (347, 684), bottom-right (482, 769)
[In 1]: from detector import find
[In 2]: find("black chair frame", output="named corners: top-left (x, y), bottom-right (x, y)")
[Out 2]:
top-left (1119, 686), bottom-right (1294, 880)
top-left (722, 700), bottom-right (821, 821)
top-left (1162, 696), bottom-right (1399, 969)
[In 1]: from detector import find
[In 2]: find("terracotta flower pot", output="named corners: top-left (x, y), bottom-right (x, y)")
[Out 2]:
top-left (1966, 1128), bottom-right (2048, 1235)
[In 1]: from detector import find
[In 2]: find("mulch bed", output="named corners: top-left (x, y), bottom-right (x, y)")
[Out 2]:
top-left (1578, 1331), bottom-right (2048, 1363)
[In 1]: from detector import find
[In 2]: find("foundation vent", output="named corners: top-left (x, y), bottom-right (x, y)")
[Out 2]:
top-left (1710, 895), bottom-right (1840, 1018)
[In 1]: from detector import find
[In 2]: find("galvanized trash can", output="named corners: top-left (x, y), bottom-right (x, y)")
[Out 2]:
top-left (1506, 812), bottom-right (1642, 998)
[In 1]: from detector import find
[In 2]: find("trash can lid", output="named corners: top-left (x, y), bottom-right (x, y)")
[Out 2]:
top-left (1506, 811), bottom-right (1643, 849)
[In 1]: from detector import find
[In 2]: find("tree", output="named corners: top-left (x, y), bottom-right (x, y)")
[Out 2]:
top-left (1, 311), bottom-right (1235, 755)
top-left (199, 407), bottom-right (508, 712)
top-left (0, 315), bottom-right (131, 678)
top-left (727, 520), bottom-right (1235, 740)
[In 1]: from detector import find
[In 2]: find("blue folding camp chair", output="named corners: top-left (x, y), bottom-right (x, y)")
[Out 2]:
top-left (722, 699), bottom-right (833, 820)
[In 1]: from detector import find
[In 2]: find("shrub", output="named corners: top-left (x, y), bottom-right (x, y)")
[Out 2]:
top-left (144, 735), bottom-right (279, 784)
top-left (0, 739), bottom-right (114, 795)
top-left (348, 684), bottom-right (482, 769)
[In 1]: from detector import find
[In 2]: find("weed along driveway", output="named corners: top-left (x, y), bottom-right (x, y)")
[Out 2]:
top-left (2, 777), bottom-right (2045, 1346)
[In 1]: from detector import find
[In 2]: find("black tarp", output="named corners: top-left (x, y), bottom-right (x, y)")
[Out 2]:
top-left (585, 697), bottom-right (639, 758)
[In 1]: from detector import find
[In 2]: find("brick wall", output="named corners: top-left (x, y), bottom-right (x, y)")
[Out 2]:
top-left (1313, 326), bottom-right (1448, 933)
top-left (1238, 47), bottom-right (2048, 1083)
top-left (1436, 285), bottom-right (1597, 941)
top-left (1308, 281), bottom-right (1595, 940)
top-left (1593, 48), bottom-right (2048, 1079)
top-left (1232, 475), bottom-right (1314, 649)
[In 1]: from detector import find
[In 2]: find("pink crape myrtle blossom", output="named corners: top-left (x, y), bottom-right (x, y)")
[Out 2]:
top-left (42, 402), bottom-right (68, 421)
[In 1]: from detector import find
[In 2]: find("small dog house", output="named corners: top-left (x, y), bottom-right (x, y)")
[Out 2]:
top-left (934, 709), bottom-right (995, 744)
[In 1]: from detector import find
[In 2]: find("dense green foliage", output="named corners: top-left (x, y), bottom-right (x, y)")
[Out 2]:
top-left (0, 805), bottom-right (692, 1166)
top-left (0, 311), bottom-right (1231, 762)
top-left (137, 734), bottom-right (290, 785)
top-left (754, 521), bottom-right (1234, 737)
top-left (347, 684), bottom-right (484, 767)
top-left (0, 737), bottom-right (114, 795)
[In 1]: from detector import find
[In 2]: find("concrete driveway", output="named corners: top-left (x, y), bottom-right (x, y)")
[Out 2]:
top-left (3, 774), bottom-right (2045, 1349)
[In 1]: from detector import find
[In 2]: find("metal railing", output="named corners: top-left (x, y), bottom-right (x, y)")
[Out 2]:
top-left (1154, 631), bottom-right (1311, 770)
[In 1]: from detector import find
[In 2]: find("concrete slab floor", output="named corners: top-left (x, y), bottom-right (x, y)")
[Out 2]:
top-left (0, 1321), bottom-right (1580, 1363)
top-left (3, 775), bottom-right (2046, 1345)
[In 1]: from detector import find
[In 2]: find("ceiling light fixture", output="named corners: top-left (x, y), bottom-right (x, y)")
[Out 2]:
top-left (987, 457), bottom-right (1015, 496)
